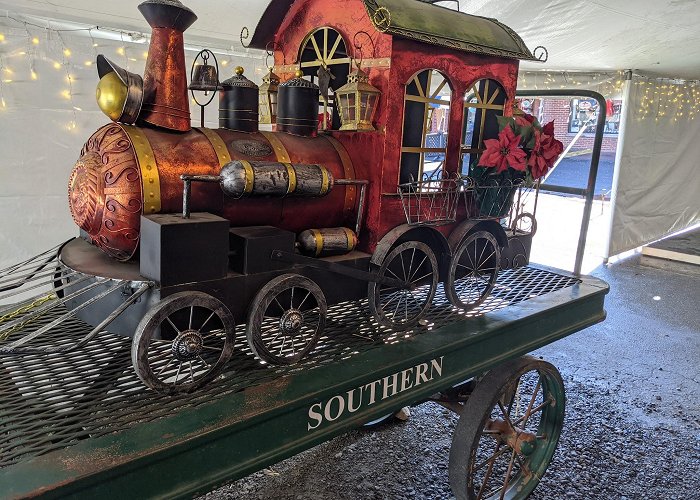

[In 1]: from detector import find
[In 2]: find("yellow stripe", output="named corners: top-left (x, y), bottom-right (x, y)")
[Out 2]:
top-left (284, 163), bottom-right (297, 194)
top-left (240, 160), bottom-right (255, 194)
top-left (259, 131), bottom-right (291, 163)
top-left (195, 127), bottom-right (231, 167)
top-left (320, 167), bottom-right (330, 195)
top-left (121, 125), bottom-right (161, 214)
top-left (311, 229), bottom-right (323, 257)
top-left (323, 135), bottom-right (356, 215)
top-left (343, 227), bottom-right (357, 251)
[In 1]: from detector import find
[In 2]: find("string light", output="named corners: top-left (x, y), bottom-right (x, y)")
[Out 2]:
top-left (32, 37), bottom-right (39, 45)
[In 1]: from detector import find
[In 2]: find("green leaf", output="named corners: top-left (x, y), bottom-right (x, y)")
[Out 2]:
top-left (496, 115), bottom-right (513, 132)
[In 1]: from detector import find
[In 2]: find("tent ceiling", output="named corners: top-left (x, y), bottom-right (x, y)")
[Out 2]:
top-left (1, 0), bottom-right (699, 79)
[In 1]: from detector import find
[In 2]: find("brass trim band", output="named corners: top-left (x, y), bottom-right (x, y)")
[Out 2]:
top-left (284, 163), bottom-right (297, 194)
top-left (343, 227), bottom-right (357, 250)
top-left (121, 124), bottom-right (161, 214)
top-left (260, 131), bottom-right (291, 163)
top-left (320, 167), bottom-right (330, 195)
top-left (323, 135), bottom-right (357, 216)
top-left (195, 127), bottom-right (232, 167)
top-left (311, 229), bottom-right (323, 257)
top-left (240, 160), bottom-right (255, 194)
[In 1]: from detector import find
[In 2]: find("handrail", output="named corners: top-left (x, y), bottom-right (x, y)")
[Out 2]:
top-left (515, 89), bottom-right (607, 276)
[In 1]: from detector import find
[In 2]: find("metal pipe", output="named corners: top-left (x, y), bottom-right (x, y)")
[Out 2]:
top-left (516, 89), bottom-right (607, 276)
top-left (180, 174), bottom-right (221, 219)
top-left (335, 179), bottom-right (370, 235)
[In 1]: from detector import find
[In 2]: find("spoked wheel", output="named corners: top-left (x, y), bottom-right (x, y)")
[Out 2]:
top-left (246, 274), bottom-right (327, 365)
top-left (132, 292), bottom-right (236, 394)
top-left (446, 231), bottom-right (500, 310)
top-left (368, 241), bottom-right (439, 330)
top-left (449, 356), bottom-right (565, 500)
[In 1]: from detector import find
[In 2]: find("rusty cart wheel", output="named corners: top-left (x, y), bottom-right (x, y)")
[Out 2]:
top-left (246, 274), bottom-right (327, 365)
top-left (368, 240), bottom-right (439, 330)
top-left (132, 292), bottom-right (236, 394)
top-left (448, 355), bottom-right (565, 500)
top-left (446, 231), bottom-right (500, 310)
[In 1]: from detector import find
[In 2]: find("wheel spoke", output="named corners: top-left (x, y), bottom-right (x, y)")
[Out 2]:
top-left (474, 445), bottom-right (510, 471)
top-left (199, 311), bottom-right (216, 332)
top-left (273, 297), bottom-right (287, 316)
top-left (297, 290), bottom-right (312, 311)
top-left (173, 362), bottom-right (182, 386)
top-left (476, 443), bottom-right (502, 500)
top-left (155, 358), bottom-right (175, 377)
top-left (477, 250), bottom-right (496, 270)
top-left (290, 287), bottom-right (295, 309)
top-left (512, 396), bottom-right (552, 426)
top-left (499, 448), bottom-right (518, 500)
top-left (189, 361), bottom-right (195, 382)
top-left (166, 317), bottom-right (181, 335)
top-left (521, 375), bottom-right (543, 428)
top-left (189, 306), bottom-right (194, 330)
top-left (201, 345), bottom-right (223, 353)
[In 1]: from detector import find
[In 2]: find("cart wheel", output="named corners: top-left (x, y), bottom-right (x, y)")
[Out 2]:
top-left (368, 241), bottom-right (438, 329)
top-left (449, 356), bottom-right (565, 500)
top-left (246, 274), bottom-right (327, 365)
top-left (511, 212), bottom-right (537, 236)
top-left (446, 231), bottom-right (500, 310)
top-left (132, 292), bottom-right (235, 394)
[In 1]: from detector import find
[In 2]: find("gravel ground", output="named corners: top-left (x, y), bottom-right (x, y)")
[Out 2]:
top-left (203, 257), bottom-right (700, 499)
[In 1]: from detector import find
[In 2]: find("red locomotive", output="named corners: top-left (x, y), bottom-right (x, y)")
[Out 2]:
top-left (6, 0), bottom-right (554, 393)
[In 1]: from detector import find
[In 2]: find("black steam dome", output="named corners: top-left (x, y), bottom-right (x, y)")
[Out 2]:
top-left (220, 67), bottom-right (259, 132)
top-left (277, 70), bottom-right (320, 137)
top-left (138, 0), bottom-right (197, 30)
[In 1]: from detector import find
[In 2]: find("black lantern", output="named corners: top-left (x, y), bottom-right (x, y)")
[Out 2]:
top-left (335, 64), bottom-right (381, 131)
top-left (189, 49), bottom-right (222, 127)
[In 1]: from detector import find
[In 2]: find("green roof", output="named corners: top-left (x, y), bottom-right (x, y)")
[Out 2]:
top-left (362, 0), bottom-right (537, 61)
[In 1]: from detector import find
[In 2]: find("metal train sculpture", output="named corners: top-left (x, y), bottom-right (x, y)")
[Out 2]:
top-left (0, 0), bottom-right (549, 394)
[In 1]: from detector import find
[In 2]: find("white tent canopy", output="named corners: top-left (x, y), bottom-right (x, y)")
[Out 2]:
top-left (3, 0), bottom-right (699, 78)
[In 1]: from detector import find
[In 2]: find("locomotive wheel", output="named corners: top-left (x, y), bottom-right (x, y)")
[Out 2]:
top-left (368, 241), bottom-right (438, 330)
top-left (132, 292), bottom-right (235, 394)
top-left (246, 274), bottom-right (327, 365)
top-left (446, 231), bottom-right (500, 310)
top-left (449, 356), bottom-right (565, 500)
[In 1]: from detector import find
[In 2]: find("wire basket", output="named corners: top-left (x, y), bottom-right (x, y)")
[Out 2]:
top-left (398, 176), bottom-right (460, 226)
top-left (463, 176), bottom-right (530, 221)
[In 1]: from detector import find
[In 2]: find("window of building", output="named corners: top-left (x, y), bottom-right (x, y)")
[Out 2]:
top-left (400, 69), bottom-right (452, 184)
top-left (568, 98), bottom-right (622, 135)
top-left (461, 79), bottom-right (507, 173)
top-left (299, 27), bottom-right (351, 130)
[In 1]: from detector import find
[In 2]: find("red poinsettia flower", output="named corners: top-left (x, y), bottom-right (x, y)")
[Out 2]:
top-left (515, 113), bottom-right (536, 129)
top-left (541, 133), bottom-right (564, 168)
top-left (478, 126), bottom-right (527, 173)
top-left (527, 129), bottom-right (549, 180)
top-left (542, 120), bottom-right (555, 137)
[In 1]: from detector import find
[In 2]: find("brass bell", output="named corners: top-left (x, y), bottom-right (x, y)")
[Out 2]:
top-left (189, 55), bottom-right (222, 92)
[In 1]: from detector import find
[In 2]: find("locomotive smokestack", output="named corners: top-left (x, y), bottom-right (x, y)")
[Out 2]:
top-left (138, 0), bottom-right (197, 132)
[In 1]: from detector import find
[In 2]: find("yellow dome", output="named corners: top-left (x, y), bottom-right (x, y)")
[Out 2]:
top-left (96, 72), bottom-right (128, 122)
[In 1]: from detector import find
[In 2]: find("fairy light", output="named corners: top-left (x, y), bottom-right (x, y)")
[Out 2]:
top-left (53, 61), bottom-right (61, 70)
top-left (31, 37), bottom-right (39, 45)
top-left (0, 34), bottom-right (5, 42)
top-left (116, 46), bottom-right (126, 56)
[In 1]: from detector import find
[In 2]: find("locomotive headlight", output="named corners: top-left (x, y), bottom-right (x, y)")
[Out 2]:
top-left (96, 72), bottom-right (128, 121)
top-left (94, 55), bottom-right (144, 124)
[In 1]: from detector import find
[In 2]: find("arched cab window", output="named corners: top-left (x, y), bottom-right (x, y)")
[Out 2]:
top-left (299, 27), bottom-right (350, 130)
top-left (400, 69), bottom-right (452, 184)
top-left (461, 79), bottom-right (507, 173)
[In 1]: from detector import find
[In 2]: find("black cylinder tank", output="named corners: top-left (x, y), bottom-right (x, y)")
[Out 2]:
top-left (219, 67), bottom-right (259, 132)
top-left (277, 71), bottom-right (319, 137)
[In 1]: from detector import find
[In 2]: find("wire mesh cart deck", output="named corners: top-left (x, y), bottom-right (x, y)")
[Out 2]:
top-left (0, 265), bottom-right (608, 499)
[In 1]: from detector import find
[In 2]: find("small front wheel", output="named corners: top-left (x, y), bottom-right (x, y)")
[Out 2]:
top-left (446, 231), bottom-right (500, 310)
top-left (246, 274), bottom-right (327, 365)
top-left (132, 292), bottom-right (235, 394)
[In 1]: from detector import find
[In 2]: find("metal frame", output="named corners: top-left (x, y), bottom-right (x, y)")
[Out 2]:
top-left (0, 267), bottom-right (607, 498)
top-left (461, 79), bottom-right (506, 168)
top-left (515, 90), bottom-right (607, 276)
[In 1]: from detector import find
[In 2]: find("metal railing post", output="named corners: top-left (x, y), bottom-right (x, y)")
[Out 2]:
top-left (515, 90), bottom-right (607, 276)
